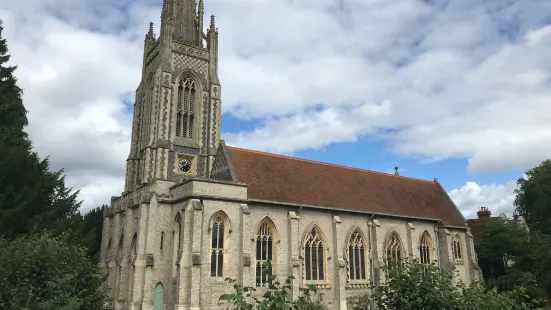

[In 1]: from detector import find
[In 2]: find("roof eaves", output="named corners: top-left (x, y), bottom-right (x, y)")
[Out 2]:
top-left (249, 198), bottom-right (443, 223)
top-left (433, 178), bottom-right (467, 225)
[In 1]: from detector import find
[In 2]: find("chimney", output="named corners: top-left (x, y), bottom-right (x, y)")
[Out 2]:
top-left (477, 207), bottom-right (491, 219)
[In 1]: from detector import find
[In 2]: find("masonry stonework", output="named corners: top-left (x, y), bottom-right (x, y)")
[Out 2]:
top-left (100, 1), bottom-right (482, 309)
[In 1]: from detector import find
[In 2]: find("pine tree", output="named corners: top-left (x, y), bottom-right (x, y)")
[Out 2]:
top-left (0, 19), bottom-right (82, 239)
top-left (0, 20), bottom-right (29, 148)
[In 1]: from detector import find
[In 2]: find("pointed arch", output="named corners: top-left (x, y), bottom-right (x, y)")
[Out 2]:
top-left (172, 212), bottom-right (182, 277)
top-left (384, 231), bottom-right (403, 271)
top-left (116, 235), bottom-right (124, 265)
top-left (419, 231), bottom-right (433, 265)
top-left (345, 228), bottom-right (368, 281)
top-left (302, 224), bottom-right (327, 282)
top-left (255, 216), bottom-right (277, 287)
top-left (107, 238), bottom-right (112, 258)
top-left (129, 234), bottom-right (138, 264)
top-left (128, 233), bottom-right (138, 302)
top-left (174, 69), bottom-right (204, 141)
top-left (115, 234), bottom-right (125, 301)
top-left (153, 282), bottom-right (164, 310)
top-left (452, 233), bottom-right (463, 260)
top-left (210, 211), bottom-right (229, 277)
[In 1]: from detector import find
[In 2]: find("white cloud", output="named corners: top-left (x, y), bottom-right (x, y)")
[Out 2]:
top-left (0, 0), bottom-right (159, 211)
top-left (448, 179), bottom-right (519, 219)
top-left (1, 0), bottom-right (550, 211)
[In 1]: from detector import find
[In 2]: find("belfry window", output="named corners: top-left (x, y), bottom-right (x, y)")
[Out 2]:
top-left (347, 229), bottom-right (367, 281)
top-left (176, 77), bottom-right (197, 139)
top-left (255, 218), bottom-right (276, 287)
top-left (303, 226), bottom-right (326, 281)
top-left (452, 234), bottom-right (463, 259)
top-left (419, 231), bottom-right (433, 265)
top-left (385, 231), bottom-right (403, 271)
top-left (210, 214), bottom-right (227, 277)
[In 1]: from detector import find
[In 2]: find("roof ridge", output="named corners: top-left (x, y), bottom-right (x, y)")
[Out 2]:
top-left (226, 146), bottom-right (435, 184)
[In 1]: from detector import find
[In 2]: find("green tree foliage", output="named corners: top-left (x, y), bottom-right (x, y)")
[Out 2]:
top-left (219, 276), bottom-right (328, 310)
top-left (0, 145), bottom-right (82, 238)
top-left (474, 219), bottom-right (549, 305)
top-left (0, 233), bottom-right (109, 310)
top-left (0, 18), bottom-right (83, 241)
top-left (80, 205), bottom-right (107, 263)
top-left (514, 159), bottom-right (551, 236)
top-left (0, 20), bottom-right (29, 149)
top-left (352, 262), bottom-right (461, 310)
top-left (347, 261), bottom-right (540, 310)
top-left (476, 220), bottom-right (529, 281)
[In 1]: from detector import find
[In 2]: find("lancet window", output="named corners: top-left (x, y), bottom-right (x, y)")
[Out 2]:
top-left (176, 77), bottom-right (197, 139)
top-left (172, 213), bottom-right (182, 277)
top-left (303, 226), bottom-right (326, 281)
top-left (385, 231), bottom-right (403, 271)
top-left (255, 218), bottom-right (276, 287)
top-left (452, 234), bottom-right (463, 259)
top-left (211, 214), bottom-right (227, 277)
top-left (419, 231), bottom-right (433, 265)
top-left (347, 229), bottom-right (368, 281)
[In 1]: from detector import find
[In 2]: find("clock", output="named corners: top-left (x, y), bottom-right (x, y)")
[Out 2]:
top-left (178, 157), bottom-right (192, 173)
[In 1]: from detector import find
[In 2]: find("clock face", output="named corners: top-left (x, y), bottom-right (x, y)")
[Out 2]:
top-left (178, 158), bottom-right (192, 173)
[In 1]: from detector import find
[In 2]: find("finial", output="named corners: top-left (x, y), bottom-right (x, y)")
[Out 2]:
top-left (210, 15), bottom-right (216, 29)
top-left (394, 166), bottom-right (399, 176)
top-left (199, 0), bottom-right (204, 9)
top-left (148, 22), bottom-right (154, 36)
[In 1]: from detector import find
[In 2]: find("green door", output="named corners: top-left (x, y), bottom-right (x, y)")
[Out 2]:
top-left (153, 283), bottom-right (164, 310)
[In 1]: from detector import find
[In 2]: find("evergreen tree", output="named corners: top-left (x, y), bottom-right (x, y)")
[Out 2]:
top-left (0, 20), bottom-right (29, 148)
top-left (0, 19), bottom-right (82, 239)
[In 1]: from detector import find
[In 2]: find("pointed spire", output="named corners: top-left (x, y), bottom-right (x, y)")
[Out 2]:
top-left (148, 22), bottom-right (154, 37)
top-left (210, 15), bottom-right (216, 31)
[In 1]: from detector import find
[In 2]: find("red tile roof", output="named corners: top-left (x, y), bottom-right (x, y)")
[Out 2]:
top-left (226, 146), bottom-right (467, 227)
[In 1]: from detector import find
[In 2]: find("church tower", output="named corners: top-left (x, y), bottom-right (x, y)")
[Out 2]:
top-left (124, 0), bottom-right (221, 192)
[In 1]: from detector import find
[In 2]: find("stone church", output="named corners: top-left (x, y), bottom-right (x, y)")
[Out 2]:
top-left (99, 1), bottom-right (482, 309)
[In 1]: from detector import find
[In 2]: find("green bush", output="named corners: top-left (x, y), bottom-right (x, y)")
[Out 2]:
top-left (0, 232), bottom-right (109, 310)
top-left (347, 260), bottom-right (542, 310)
top-left (219, 275), bottom-right (328, 310)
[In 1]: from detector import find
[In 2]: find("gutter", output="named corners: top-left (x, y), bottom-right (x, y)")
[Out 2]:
top-left (249, 198), bottom-right (468, 230)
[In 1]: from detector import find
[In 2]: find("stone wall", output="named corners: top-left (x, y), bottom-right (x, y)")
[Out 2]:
top-left (100, 178), bottom-right (479, 310)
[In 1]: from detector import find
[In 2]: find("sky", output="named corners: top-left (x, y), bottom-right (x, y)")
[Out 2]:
top-left (0, 0), bottom-right (550, 219)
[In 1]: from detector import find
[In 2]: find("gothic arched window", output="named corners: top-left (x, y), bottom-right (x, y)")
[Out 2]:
top-left (128, 234), bottom-right (137, 301)
top-left (385, 231), bottom-right (403, 271)
top-left (211, 213), bottom-right (228, 277)
top-left (172, 213), bottom-right (182, 277)
top-left (347, 229), bottom-right (368, 281)
top-left (176, 77), bottom-right (197, 139)
top-left (255, 218), bottom-right (276, 287)
top-left (452, 233), bottom-right (463, 260)
top-left (303, 225), bottom-right (326, 281)
top-left (419, 231), bottom-right (433, 265)
top-left (115, 235), bottom-right (124, 299)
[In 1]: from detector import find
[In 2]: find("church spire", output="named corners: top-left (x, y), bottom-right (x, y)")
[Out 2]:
top-left (174, 0), bottom-right (199, 45)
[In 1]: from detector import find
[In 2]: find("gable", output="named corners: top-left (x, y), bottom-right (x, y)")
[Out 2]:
top-left (209, 140), bottom-right (238, 182)
top-left (226, 146), bottom-right (467, 228)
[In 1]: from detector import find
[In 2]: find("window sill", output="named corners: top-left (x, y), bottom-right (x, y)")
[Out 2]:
top-left (209, 277), bottom-right (227, 285)
top-left (346, 280), bottom-right (371, 289)
top-left (303, 280), bottom-right (331, 290)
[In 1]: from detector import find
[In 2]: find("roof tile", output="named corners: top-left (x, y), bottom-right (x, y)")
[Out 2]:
top-left (226, 146), bottom-right (466, 227)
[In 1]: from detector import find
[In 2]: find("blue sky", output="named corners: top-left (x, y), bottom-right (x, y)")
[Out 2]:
top-left (0, 0), bottom-right (550, 219)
